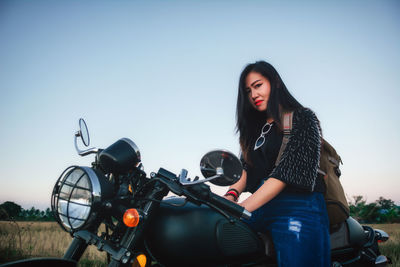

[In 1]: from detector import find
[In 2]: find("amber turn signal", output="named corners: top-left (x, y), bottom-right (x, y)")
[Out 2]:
top-left (132, 254), bottom-right (147, 267)
top-left (123, 208), bottom-right (140, 227)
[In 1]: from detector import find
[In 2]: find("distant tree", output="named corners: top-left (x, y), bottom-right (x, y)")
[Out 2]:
top-left (26, 207), bottom-right (42, 221)
top-left (383, 207), bottom-right (400, 223)
top-left (349, 195), bottom-right (366, 221)
top-left (376, 197), bottom-right (395, 210)
top-left (349, 196), bottom-right (400, 223)
top-left (359, 203), bottom-right (381, 223)
top-left (0, 201), bottom-right (55, 221)
top-left (0, 201), bottom-right (22, 220)
top-left (44, 208), bottom-right (55, 221)
top-left (375, 197), bottom-right (399, 223)
top-left (353, 195), bottom-right (366, 206)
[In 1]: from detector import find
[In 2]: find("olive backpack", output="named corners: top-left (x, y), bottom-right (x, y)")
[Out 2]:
top-left (275, 112), bottom-right (350, 226)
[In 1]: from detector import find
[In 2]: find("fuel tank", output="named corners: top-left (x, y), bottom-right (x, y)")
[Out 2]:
top-left (144, 197), bottom-right (265, 266)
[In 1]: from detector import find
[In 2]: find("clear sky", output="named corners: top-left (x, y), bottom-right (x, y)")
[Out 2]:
top-left (1, 0), bottom-right (399, 210)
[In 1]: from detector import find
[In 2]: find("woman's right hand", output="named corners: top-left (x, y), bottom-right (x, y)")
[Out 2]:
top-left (223, 170), bottom-right (248, 203)
top-left (224, 194), bottom-right (237, 202)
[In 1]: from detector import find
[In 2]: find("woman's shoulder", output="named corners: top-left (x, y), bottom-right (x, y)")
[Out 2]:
top-left (293, 107), bottom-right (317, 118)
top-left (292, 107), bottom-right (320, 129)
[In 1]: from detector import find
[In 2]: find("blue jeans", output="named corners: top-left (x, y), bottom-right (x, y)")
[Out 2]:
top-left (244, 190), bottom-right (330, 267)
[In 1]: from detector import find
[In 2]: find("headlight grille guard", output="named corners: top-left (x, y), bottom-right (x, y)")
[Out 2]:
top-left (51, 166), bottom-right (101, 233)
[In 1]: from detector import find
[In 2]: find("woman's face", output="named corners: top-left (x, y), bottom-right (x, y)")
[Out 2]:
top-left (245, 71), bottom-right (271, 112)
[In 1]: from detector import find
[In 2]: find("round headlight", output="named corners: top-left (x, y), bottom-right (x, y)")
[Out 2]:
top-left (51, 166), bottom-right (107, 232)
top-left (99, 138), bottom-right (141, 174)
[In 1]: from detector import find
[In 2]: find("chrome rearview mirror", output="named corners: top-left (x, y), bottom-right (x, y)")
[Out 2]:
top-left (199, 150), bottom-right (242, 186)
top-left (79, 118), bottom-right (90, 146)
top-left (74, 118), bottom-right (98, 156)
top-left (178, 150), bottom-right (242, 186)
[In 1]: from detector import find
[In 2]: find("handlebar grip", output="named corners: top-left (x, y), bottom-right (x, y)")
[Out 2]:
top-left (209, 192), bottom-right (252, 220)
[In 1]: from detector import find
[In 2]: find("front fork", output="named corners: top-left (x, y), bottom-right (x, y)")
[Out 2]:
top-left (63, 235), bottom-right (88, 262)
top-left (63, 180), bottom-right (169, 266)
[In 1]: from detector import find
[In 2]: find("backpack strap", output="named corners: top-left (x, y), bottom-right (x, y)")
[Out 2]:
top-left (275, 112), bottom-right (293, 166)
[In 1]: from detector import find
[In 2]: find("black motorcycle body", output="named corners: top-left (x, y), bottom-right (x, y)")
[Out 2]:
top-left (145, 198), bottom-right (266, 266)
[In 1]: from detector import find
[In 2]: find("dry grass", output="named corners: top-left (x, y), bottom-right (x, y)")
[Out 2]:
top-left (367, 223), bottom-right (400, 267)
top-left (0, 221), bottom-right (107, 266)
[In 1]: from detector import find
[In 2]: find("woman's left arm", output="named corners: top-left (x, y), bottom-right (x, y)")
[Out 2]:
top-left (240, 178), bottom-right (286, 212)
top-left (269, 108), bottom-right (321, 191)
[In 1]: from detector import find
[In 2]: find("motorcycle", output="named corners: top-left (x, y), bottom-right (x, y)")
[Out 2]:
top-left (1, 119), bottom-right (391, 267)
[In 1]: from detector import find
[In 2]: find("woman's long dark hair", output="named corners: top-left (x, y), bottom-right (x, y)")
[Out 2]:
top-left (236, 61), bottom-right (303, 162)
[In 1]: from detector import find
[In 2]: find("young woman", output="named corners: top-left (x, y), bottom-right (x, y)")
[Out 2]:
top-left (224, 61), bottom-right (330, 266)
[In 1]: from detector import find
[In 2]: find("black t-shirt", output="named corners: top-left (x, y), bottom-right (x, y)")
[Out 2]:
top-left (244, 124), bottom-right (283, 193)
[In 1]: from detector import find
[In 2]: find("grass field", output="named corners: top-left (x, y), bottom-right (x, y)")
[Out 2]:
top-left (0, 221), bottom-right (107, 267)
top-left (368, 223), bottom-right (400, 267)
top-left (0, 221), bottom-right (399, 266)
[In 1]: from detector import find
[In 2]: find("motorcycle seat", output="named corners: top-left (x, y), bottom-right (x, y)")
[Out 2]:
top-left (331, 217), bottom-right (368, 250)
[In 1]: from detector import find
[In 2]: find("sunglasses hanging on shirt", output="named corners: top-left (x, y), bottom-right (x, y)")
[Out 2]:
top-left (254, 122), bottom-right (274, 150)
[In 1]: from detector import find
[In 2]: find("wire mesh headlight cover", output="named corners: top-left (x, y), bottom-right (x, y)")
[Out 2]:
top-left (51, 166), bottom-right (108, 232)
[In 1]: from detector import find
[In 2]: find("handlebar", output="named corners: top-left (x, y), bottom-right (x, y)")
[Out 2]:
top-left (156, 168), bottom-right (252, 220)
top-left (182, 181), bottom-right (251, 220)
top-left (208, 191), bottom-right (252, 220)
